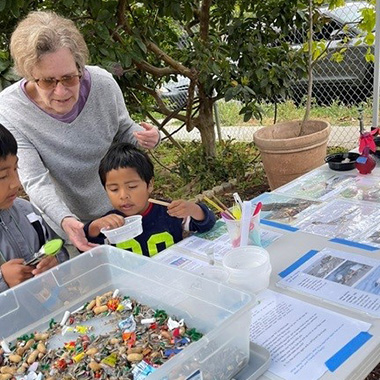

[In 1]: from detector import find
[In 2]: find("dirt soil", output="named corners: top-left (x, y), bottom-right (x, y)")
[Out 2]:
top-left (217, 173), bottom-right (270, 208)
top-left (221, 183), bottom-right (269, 207)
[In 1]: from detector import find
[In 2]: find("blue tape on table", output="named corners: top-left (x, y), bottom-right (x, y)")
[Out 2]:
top-left (278, 249), bottom-right (319, 278)
top-left (325, 331), bottom-right (372, 372)
top-left (329, 238), bottom-right (379, 252)
top-left (261, 219), bottom-right (299, 232)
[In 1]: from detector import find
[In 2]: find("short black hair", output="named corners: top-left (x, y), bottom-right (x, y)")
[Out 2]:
top-left (0, 124), bottom-right (17, 159)
top-left (99, 142), bottom-right (154, 187)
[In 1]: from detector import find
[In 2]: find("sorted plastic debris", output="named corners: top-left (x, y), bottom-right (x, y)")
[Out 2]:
top-left (0, 290), bottom-right (203, 379)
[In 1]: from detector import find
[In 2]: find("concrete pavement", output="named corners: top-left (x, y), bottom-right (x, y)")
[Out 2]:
top-left (162, 124), bottom-right (359, 150)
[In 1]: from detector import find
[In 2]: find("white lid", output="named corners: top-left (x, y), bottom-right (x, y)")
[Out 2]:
top-left (222, 246), bottom-right (270, 273)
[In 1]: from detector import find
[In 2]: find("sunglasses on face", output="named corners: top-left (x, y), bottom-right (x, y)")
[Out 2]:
top-left (33, 74), bottom-right (82, 90)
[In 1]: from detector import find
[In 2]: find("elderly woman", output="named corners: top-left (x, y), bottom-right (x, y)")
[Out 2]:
top-left (0, 11), bottom-right (160, 251)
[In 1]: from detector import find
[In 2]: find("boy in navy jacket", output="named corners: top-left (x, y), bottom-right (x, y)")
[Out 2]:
top-left (84, 142), bottom-right (215, 257)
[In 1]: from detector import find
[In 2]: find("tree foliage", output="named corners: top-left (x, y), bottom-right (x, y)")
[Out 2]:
top-left (0, 0), bottom-right (374, 156)
top-left (0, 0), bottom-right (311, 156)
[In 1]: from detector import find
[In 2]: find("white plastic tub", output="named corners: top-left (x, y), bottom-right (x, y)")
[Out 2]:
top-left (222, 246), bottom-right (272, 293)
top-left (101, 215), bottom-right (143, 243)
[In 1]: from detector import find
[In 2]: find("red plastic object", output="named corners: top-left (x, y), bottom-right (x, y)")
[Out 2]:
top-left (359, 130), bottom-right (377, 154)
top-left (355, 147), bottom-right (376, 174)
top-left (107, 298), bottom-right (119, 311)
top-left (55, 358), bottom-right (67, 370)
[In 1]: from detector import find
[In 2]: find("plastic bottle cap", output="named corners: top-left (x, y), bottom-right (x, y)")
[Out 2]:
top-left (43, 239), bottom-right (63, 255)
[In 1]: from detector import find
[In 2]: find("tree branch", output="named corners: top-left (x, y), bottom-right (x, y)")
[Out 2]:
top-left (128, 91), bottom-right (186, 153)
top-left (310, 19), bottom-right (353, 70)
top-left (116, 0), bottom-right (126, 26)
top-left (144, 40), bottom-right (194, 78)
top-left (133, 84), bottom-right (187, 122)
top-left (115, 0), bottom-right (194, 79)
top-left (199, 0), bottom-right (212, 42)
top-left (158, 109), bottom-right (187, 122)
top-left (134, 60), bottom-right (178, 77)
top-left (144, 112), bottom-right (185, 152)
top-left (134, 84), bottom-right (169, 109)
top-left (186, 76), bottom-right (196, 131)
top-left (110, 28), bottom-right (178, 77)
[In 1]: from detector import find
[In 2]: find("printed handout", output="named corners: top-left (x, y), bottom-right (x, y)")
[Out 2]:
top-left (251, 290), bottom-right (371, 380)
top-left (278, 247), bottom-right (380, 317)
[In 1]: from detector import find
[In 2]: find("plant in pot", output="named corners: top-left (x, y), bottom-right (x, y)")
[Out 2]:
top-left (253, 0), bottom-right (340, 190)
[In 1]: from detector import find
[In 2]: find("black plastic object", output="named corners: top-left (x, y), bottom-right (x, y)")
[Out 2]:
top-left (373, 136), bottom-right (380, 157)
top-left (324, 152), bottom-right (360, 171)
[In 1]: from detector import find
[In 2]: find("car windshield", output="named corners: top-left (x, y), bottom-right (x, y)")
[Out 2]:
top-left (329, 8), bottom-right (361, 24)
top-left (324, 2), bottom-right (369, 25)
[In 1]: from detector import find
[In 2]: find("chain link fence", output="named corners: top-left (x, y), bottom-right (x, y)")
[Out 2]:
top-left (159, 2), bottom-right (374, 151)
top-left (163, 124), bottom-right (360, 150)
top-left (288, 1), bottom-right (373, 108)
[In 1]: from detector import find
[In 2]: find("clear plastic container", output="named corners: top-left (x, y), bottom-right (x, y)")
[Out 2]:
top-left (222, 246), bottom-right (272, 293)
top-left (0, 246), bottom-right (256, 380)
top-left (101, 215), bottom-right (142, 244)
top-left (198, 266), bottom-right (230, 283)
top-left (223, 214), bottom-right (261, 248)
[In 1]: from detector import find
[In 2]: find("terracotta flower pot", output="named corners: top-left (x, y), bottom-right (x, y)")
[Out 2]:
top-left (253, 120), bottom-right (331, 190)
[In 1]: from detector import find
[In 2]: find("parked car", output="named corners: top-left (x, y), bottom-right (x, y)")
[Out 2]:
top-left (158, 76), bottom-right (190, 111)
top-left (290, 1), bottom-right (374, 105)
top-left (159, 2), bottom-right (374, 108)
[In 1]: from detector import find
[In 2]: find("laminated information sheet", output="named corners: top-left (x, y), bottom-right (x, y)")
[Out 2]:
top-left (338, 175), bottom-right (380, 203)
top-left (176, 220), bottom-right (282, 261)
top-left (251, 192), bottom-right (323, 226)
top-left (154, 248), bottom-right (209, 274)
top-left (277, 247), bottom-right (380, 317)
top-left (276, 168), bottom-right (356, 201)
top-left (251, 290), bottom-right (371, 380)
top-left (295, 198), bottom-right (380, 244)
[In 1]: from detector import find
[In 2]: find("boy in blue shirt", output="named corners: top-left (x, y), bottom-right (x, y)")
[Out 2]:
top-left (0, 124), bottom-right (68, 292)
top-left (84, 142), bottom-right (216, 257)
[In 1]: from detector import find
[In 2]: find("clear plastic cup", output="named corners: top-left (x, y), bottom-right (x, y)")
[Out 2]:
top-left (222, 246), bottom-right (271, 293)
top-left (223, 213), bottom-right (261, 247)
top-left (101, 215), bottom-right (143, 244)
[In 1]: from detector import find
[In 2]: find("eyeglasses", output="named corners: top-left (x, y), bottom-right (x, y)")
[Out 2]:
top-left (34, 74), bottom-right (82, 90)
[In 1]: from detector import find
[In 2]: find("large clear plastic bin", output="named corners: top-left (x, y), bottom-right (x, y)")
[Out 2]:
top-left (0, 246), bottom-right (255, 379)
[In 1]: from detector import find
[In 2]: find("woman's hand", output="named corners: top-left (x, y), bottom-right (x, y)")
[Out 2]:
top-left (134, 122), bottom-right (160, 149)
top-left (1, 259), bottom-right (34, 288)
top-left (32, 256), bottom-right (58, 275)
top-left (62, 217), bottom-right (98, 251)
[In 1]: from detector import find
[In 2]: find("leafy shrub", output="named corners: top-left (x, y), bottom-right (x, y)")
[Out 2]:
top-left (174, 140), bottom-right (258, 194)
